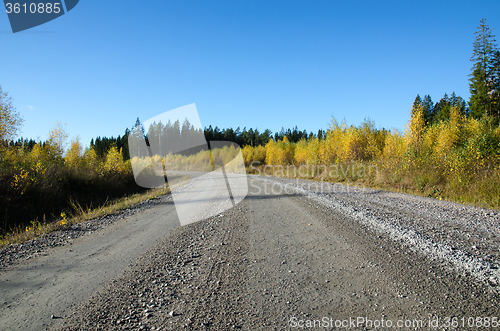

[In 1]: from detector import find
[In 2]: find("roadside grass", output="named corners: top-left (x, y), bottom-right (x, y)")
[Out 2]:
top-left (0, 187), bottom-right (171, 249)
top-left (247, 163), bottom-right (500, 211)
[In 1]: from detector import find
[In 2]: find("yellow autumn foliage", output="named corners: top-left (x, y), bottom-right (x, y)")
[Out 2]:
top-left (103, 146), bottom-right (126, 173)
top-left (65, 138), bottom-right (83, 169)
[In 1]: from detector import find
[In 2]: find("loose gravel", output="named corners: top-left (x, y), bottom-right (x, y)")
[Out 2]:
top-left (54, 202), bottom-right (250, 331)
top-left (260, 176), bottom-right (500, 289)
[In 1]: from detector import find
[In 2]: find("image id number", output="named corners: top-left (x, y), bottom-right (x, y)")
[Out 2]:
top-left (5, 3), bottom-right (61, 14)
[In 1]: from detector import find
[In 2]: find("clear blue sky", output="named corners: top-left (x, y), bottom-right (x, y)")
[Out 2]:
top-left (2, 0), bottom-right (500, 147)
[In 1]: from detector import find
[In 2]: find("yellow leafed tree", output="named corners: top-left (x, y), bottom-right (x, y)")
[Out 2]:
top-left (406, 105), bottom-right (426, 155)
top-left (103, 146), bottom-right (125, 173)
top-left (65, 137), bottom-right (83, 169)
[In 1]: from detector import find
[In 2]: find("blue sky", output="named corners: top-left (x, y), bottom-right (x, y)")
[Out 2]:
top-left (2, 0), bottom-right (500, 147)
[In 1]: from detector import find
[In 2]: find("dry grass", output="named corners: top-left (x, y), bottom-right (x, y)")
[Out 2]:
top-left (247, 162), bottom-right (500, 211)
top-left (0, 187), bottom-right (171, 249)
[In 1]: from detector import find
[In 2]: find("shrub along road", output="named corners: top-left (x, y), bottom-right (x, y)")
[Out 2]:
top-left (1, 176), bottom-right (500, 330)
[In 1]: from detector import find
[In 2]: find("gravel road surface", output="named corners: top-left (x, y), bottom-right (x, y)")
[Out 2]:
top-left (0, 197), bottom-right (179, 331)
top-left (1, 176), bottom-right (500, 330)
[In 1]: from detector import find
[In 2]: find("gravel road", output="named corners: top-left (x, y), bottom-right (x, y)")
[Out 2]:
top-left (2, 176), bottom-right (500, 330)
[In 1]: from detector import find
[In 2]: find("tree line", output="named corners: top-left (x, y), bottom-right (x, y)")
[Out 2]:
top-left (86, 119), bottom-right (325, 161)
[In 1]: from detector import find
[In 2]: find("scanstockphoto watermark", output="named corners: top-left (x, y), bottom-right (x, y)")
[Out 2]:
top-left (250, 162), bottom-right (379, 180)
top-left (289, 316), bottom-right (425, 329)
top-left (249, 162), bottom-right (378, 195)
top-left (248, 176), bottom-right (368, 196)
top-left (289, 315), bottom-right (500, 329)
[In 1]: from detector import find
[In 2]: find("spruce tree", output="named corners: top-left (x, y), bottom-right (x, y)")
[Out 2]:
top-left (433, 93), bottom-right (450, 122)
top-left (412, 94), bottom-right (422, 111)
top-left (492, 50), bottom-right (500, 117)
top-left (469, 18), bottom-right (499, 119)
top-left (421, 95), bottom-right (434, 124)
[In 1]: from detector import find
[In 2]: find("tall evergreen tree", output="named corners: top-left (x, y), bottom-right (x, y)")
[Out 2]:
top-left (421, 95), bottom-right (434, 124)
top-left (260, 129), bottom-right (272, 145)
top-left (469, 18), bottom-right (499, 119)
top-left (433, 93), bottom-right (450, 122)
top-left (492, 50), bottom-right (500, 117)
top-left (412, 94), bottom-right (422, 111)
top-left (449, 92), bottom-right (468, 116)
top-left (130, 117), bottom-right (146, 157)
